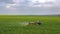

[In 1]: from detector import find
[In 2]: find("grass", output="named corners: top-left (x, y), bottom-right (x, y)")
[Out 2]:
top-left (0, 15), bottom-right (60, 34)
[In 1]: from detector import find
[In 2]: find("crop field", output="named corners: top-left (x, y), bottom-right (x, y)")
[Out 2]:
top-left (0, 15), bottom-right (60, 34)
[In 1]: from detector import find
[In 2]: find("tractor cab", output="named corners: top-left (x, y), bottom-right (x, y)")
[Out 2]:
top-left (35, 20), bottom-right (41, 25)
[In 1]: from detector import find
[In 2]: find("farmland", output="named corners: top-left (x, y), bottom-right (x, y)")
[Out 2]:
top-left (0, 15), bottom-right (60, 34)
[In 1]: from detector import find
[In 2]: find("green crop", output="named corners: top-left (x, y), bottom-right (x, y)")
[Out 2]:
top-left (0, 15), bottom-right (60, 34)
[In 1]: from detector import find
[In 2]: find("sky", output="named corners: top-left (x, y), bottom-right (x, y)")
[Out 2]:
top-left (0, 0), bottom-right (60, 15)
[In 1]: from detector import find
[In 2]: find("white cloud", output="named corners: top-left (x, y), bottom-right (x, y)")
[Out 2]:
top-left (4, 0), bottom-right (59, 8)
top-left (13, 0), bottom-right (20, 3)
top-left (29, 0), bottom-right (56, 7)
top-left (5, 4), bottom-right (16, 8)
top-left (5, 3), bottom-right (17, 13)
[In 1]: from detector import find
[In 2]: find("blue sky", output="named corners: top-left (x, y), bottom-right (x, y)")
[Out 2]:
top-left (0, 0), bottom-right (60, 15)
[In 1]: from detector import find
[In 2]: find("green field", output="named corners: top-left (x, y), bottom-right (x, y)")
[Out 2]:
top-left (0, 15), bottom-right (60, 34)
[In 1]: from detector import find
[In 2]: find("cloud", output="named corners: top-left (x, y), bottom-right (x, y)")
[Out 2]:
top-left (0, 0), bottom-right (60, 15)
top-left (25, 0), bottom-right (56, 7)
top-left (5, 4), bottom-right (16, 8)
top-left (2, 0), bottom-right (60, 7)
